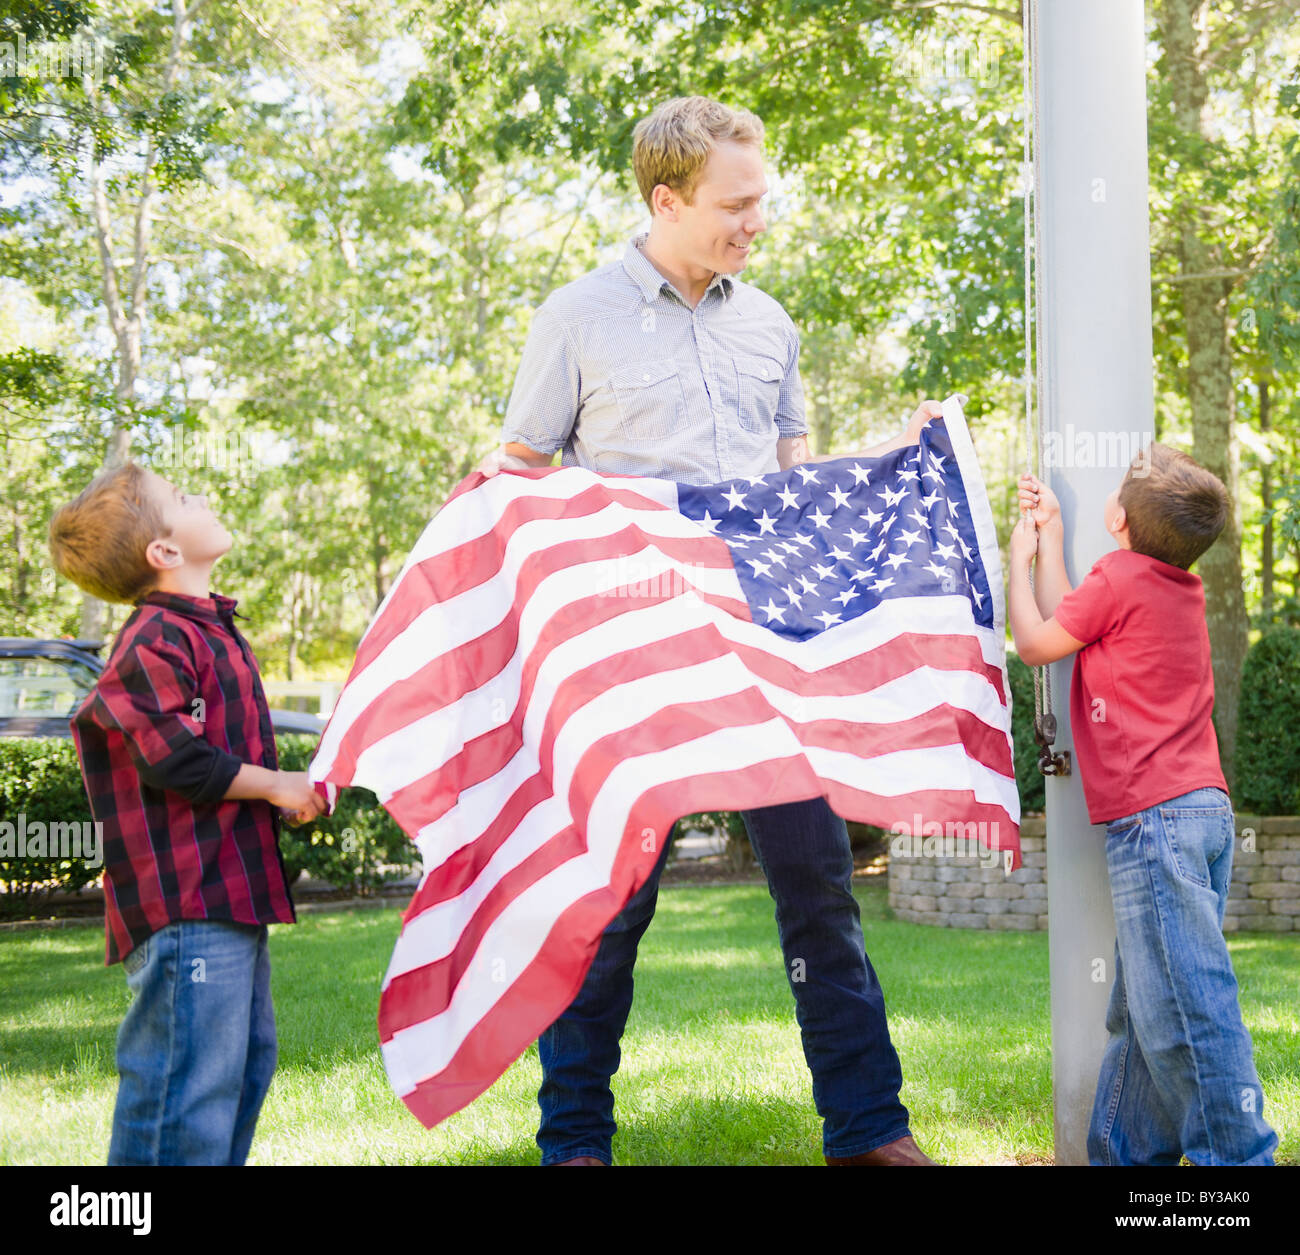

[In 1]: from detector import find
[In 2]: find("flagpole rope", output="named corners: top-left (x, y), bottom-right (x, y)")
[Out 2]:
top-left (1022, 0), bottom-right (1060, 763)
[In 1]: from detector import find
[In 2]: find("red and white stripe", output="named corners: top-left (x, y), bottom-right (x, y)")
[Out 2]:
top-left (309, 395), bottom-right (1019, 1128)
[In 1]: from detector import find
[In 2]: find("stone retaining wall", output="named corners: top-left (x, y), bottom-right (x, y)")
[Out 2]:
top-left (888, 815), bottom-right (1299, 932)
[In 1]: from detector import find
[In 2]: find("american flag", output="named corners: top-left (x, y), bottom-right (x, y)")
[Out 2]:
top-left (308, 393), bottom-right (1019, 1128)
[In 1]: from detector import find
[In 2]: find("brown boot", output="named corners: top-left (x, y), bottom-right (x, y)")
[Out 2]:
top-left (825, 1134), bottom-right (938, 1165)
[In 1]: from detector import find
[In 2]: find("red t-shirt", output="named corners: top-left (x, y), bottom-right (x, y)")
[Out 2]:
top-left (1051, 548), bottom-right (1228, 825)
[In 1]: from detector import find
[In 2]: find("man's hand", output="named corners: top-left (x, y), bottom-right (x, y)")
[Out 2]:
top-left (1009, 515), bottom-right (1039, 569)
top-left (476, 443), bottom-right (552, 478)
top-left (904, 399), bottom-right (945, 445)
top-left (269, 771), bottom-right (327, 826)
top-left (1018, 473), bottom-right (1062, 530)
top-left (476, 447), bottom-right (534, 478)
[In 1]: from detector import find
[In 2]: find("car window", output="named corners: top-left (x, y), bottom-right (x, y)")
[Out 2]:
top-left (0, 657), bottom-right (98, 718)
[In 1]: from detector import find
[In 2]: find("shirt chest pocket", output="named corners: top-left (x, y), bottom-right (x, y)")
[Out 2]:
top-left (608, 359), bottom-right (687, 442)
top-left (734, 353), bottom-right (783, 434)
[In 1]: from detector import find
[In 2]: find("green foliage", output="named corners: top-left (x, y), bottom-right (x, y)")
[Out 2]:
top-left (1235, 627), bottom-right (1300, 814)
top-left (0, 739), bottom-right (101, 917)
top-left (1006, 653), bottom-right (1046, 816)
top-left (274, 735), bottom-right (421, 895)
top-left (0, 734), bottom-right (421, 917)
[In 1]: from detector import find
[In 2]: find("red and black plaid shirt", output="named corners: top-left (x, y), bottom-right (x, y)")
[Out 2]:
top-left (71, 590), bottom-right (296, 964)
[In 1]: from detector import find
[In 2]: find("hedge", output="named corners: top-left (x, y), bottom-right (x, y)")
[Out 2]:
top-left (0, 734), bottom-right (419, 919)
top-left (1235, 626), bottom-right (1300, 815)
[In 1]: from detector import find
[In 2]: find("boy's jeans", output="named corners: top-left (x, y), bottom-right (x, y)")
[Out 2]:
top-left (536, 796), bottom-right (912, 1164)
top-left (109, 919), bottom-right (277, 1166)
top-left (1088, 787), bottom-right (1277, 1166)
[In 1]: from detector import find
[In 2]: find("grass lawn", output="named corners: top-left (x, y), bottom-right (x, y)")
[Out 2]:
top-left (1, 881), bottom-right (1295, 1165)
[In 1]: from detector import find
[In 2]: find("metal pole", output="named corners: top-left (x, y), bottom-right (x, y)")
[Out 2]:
top-left (1034, 0), bottom-right (1155, 1164)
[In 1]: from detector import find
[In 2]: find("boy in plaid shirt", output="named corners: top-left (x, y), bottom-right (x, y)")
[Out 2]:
top-left (49, 462), bottom-right (327, 1165)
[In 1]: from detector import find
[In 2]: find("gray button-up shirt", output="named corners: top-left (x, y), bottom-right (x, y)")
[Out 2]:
top-left (500, 232), bottom-right (808, 486)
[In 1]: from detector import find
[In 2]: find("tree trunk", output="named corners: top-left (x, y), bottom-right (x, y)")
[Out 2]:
top-left (1159, 0), bottom-right (1249, 784)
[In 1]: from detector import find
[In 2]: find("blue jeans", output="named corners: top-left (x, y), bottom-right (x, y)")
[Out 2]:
top-left (1087, 787), bottom-right (1277, 1166)
top-left (537, 797), bottom-right (911, 1163)
top-left (108, 919), bottom-right (277, 1165)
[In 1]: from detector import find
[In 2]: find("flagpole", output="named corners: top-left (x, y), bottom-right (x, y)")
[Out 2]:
top-left (1033, 0), bottom-right (1156, 1163)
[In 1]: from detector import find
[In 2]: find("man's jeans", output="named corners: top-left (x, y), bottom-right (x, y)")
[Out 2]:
top-left (1087, 787), bottom-right (1277, 1166)
top-left (109, 919), bottom-right (277, 1166)
top-left (537, 796), bottom-right (911, 1163)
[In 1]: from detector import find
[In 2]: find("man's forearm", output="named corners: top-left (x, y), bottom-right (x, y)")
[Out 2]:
top-left (779, 430), bottom-right (915, 471)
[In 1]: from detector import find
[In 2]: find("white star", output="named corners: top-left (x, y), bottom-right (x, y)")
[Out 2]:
top-left (722, 484), bottom-right (749, 511)
top-left (871, 577), bottom-right (896, 593)
top-left (780, 541), bottom-right (802, 555)
top-left (972, 587), bottom-right (985, 606)
top-left (746, 475), bottom-right (767, 487)
top-left (846, 528), bottom-right (869, 547)
top-left (794, 533), bottom-right (816, 548)
top-left (881, 485), bottom-right (906, 507)
top-left (929, 453), bottom-right (946, 470)
top-left (798, 573), bottom-right (818, 594)
top-left (922, 466), bottom-right (944, 483)
top-left (870, 540), bottom-right (887, 562)
top-left (698, 510), bottom-right (722, 533)
top-left (746, 557), bottom-right (774, 577)
top-left (942, 522), bottom-right (961, 540)
top-left (763, 547), bottom-right (786, 566)
top-left (920, 490), bottom-right (942, 510)
top-left (827, 544), bottom-right (851, 561)
top-left (795, 465), bottom-right (821, 484)
top-left (815, 610), bottom-right (843, 629)
top-left (884, 551), bottom-right (909, 571)
top-left (776, 485), bottom-right (802, 510)
top-left (949, 499), bottom-right (962, 515)
top-left (828, 484), bottom-right (852, 509)
top-left (849, 463), bottom-right (872, 485)
top-left (783, 584), bottom-right (804, 609)
top-left (760, 598), bottom-right (786, 623)
top-left (935, 542), bottom-right (959, 560)
top-left (881, 512), bottom-right (897, 532)
top-left (809, 506), bottom-right (832, 529)
top-left (863, 507), bottom-right (883, 528)
top-left (812, 561), bottom-right (835, 580)
top-left (897, 468), bottom-right (920, 483)
top-left (754, 509), bottom-right (779, 536)
top-left (835, 587), bottom-right (860, 606)
top-left (909, 509), bottom-right (930, 529)
top-left (852, 568), bottom-right (876, 584)
top-left (898, 528), bottom-right (924, 547)
top-left (924, 560), bottom-right (950, 580)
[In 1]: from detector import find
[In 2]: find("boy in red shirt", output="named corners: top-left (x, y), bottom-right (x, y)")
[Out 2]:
top-left (49, 462), bottom-right (327, 1164)
top-left (1007, 443), bottom-right (1276, 1166)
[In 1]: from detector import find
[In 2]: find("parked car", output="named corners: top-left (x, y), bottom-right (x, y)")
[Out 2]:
top-left (0, 638), bottom-right (326, 738)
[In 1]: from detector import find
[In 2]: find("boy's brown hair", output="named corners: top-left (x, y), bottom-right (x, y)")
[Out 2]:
top-left (48, 462), bottom-right (166, 604)
top-left (632, 96), bottom-right (765, 210)
top-left (1119, 443), bottom-right (1229, 570)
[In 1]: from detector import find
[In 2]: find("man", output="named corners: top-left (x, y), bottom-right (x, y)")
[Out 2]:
top-left (478, 95), bottom-right (941, 1166)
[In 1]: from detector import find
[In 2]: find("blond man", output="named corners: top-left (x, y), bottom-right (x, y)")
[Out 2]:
top-left (481, 96), bottom-right (939, 1166)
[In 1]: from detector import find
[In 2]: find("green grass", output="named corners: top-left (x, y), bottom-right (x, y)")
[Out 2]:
top-left (0, 883), bottom-right (1295, 1165)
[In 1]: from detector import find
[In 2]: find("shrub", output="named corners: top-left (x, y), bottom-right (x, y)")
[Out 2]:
top-left (1235, 627), bottom-right (1300, 815)
top-left (274, 735), bottom-right (422, 895)
top-left (0, 739), bottom-right (102, 918)
top-left (0, 734), bottom-right (421, 918)
top-left (1006, 653), bottom-right (1046, 815)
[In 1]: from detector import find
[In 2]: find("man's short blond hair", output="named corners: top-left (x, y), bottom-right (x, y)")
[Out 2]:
top-left (632, 96), bottom-right (765, 210)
